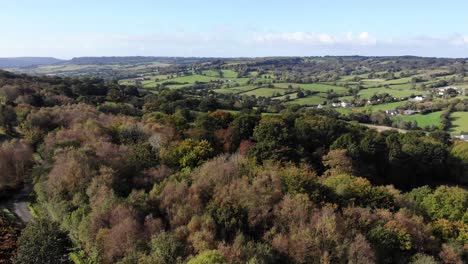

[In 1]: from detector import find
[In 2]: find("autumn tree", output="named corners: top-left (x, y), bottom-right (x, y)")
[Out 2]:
top-left (0, 141), bottom-right (34, 194)
top-left (322, 149), bottom-right (355, 176)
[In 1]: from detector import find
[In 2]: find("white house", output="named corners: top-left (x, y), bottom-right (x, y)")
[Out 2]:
top-left (437, 87), bottom-right (463, 96)
top-left (454, 135), bottom-right (468, 141)
top-left (410, 96), bottom-right (424, 102)
top-left (385, 110), bottom-right (399, 116)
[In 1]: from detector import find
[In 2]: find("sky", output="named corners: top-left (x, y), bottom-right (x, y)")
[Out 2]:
top-left (2, 0), bottom-right (468, 58)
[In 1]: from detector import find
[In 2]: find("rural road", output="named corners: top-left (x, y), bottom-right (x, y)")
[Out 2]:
top-left (11, 201), bottom-right (33, 223)
top-left (0, 186), bottom-right (34, 224)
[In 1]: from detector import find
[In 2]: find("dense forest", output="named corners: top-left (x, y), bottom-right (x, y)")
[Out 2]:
top-left (0, 69), bottom-right (467, 264)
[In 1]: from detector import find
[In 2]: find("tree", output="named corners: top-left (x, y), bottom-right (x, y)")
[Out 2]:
top-left (47, 148), bottom-right (98, 204)
top-left (14, 218), bottom-right (71, 264)
top-left (0, 141), bottom-right (34, 195)
top-left (409, 253), bottom-right (439, 264)
top-left (0, 105), bottom-right (16, 133)
top-left (420, 186), bottom-right (468, 223)
top-left (0, 213), bottom-right (21, 264)
top-left (208, 200), bottom-right (248, 240)
top-left (322, 149), bottom-right (355, 176)
top-left (348, 234), bottom-right (377, 264)
top-left (160, 139), bottom-right (215, 169)
top-left (230, 114), bottom-right (261, 149)
top-left (449, 141), bottom-right (468, 185)
top-left (142, 232), bottom-right (186, 264)
top-left (187, 250), bottom-right (227, 264)
top-left (249, 117), bottom-right (295, 162)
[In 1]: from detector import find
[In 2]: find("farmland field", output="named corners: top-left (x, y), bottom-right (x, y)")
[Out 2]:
top-left (299, 83), bottom-right (348, 93)
top-left (202, 69), bottom-right (238, 78)
top-left (273, 83), bottom-right (347, 93)
top-left (286, 95), bottom-right (328, 105)
top-left (358, 87), bottom-right (423, 99)
top-left (214, 85), bottom-right (258, 94)
top-left (242, 88), bottom-right (286, 97)
top-left (366, 100), bottom-right (408, 111)
top-left (392, 111), bottom-right (443, 128)
top-left (449, 112), bottom-right (468, 134)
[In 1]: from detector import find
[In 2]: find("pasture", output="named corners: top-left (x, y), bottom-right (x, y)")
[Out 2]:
top-left (242, 88), bottom-right (286, 97)
top-left (286, 95), bottom-right (328, 105)
top-left (214, 85), bottom-right (258, 94)
top-left (450, 112), bottom-right (468, 134)
top-left (358, 87), bottom-right (422, 99)
top-left (366, 100), bottom-right (408, 111)
top-left (392, 111), bottom-right (442, 128)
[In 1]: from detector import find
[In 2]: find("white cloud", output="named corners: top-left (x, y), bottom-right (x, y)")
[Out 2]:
top-left (450, 35), bottom-right (468, 45)
top-left (252, 31), bottom-right (377, 46)
top-left (2, 30), bottom-right (468, 58)
top-left (357, 32), bottom-right (377, 45)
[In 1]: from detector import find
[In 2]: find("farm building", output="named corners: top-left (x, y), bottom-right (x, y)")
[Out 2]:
top-left (454, 134), bottom-right (468, 142)
top-left (437, 87), bottom-right (464, 96)
top-left (403, 110), bottom-right (418, 115)
top-left (409, 96), bottom-right (424, 102)
top-left (331, 101), bottom-right (350, 108)
top-left (385, 110), bottom-right (399, 116)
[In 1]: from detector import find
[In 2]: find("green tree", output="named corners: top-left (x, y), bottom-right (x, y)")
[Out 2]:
top-left (449, 141), bottom-right (468, 184)
top-left (187, 250), bottom-right (227, 264)
top-left (230, 114), bottom-right (261, 146)
top-left (161, 139), bottom-right (215, 169)
top-left (208, 201), bottom-right (248, 240)
top-left (249, 117), bottom-right (295, 162)
top-left (145, 232), bottom-right (186, 264)
top-left (15, 218), bottom-right (71, 264)
top-left (421, 186), bottom-right (468, 223)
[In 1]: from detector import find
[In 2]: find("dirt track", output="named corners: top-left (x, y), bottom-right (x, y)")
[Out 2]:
top-left (362, 123), bottom-right (408, 133)
top-left (0, 186), bottom-right (34, 224)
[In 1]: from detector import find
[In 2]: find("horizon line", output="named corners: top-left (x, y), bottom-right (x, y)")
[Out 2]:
top-left (1, 55), bottom-right (468, 60)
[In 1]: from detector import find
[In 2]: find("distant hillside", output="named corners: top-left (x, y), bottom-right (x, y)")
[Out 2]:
top-left (68, 56), bottom-right (227, 65)
top-left (0, 57), bottom-right (65, 68)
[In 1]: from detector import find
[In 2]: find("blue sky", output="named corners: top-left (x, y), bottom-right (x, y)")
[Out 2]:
top-left (2, 0), bottom-right (468, 58)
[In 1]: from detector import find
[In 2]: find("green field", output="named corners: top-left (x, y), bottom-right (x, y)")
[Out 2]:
top-left (449, 112), bottom-right (468, 135)
top-left (382, 77), bottom-right (413, 85)
top-left (392, 111), bottom-right (442, 128)
top-left (230, 78), bottom-right (251, 85)
top-left (338, 95), bottom-right (355, 101)
top-left (161, 75), bottom-right (220, 83)
top-left (332, 101), bottom-right (408, 115)
top-left (388, 83), bottom-right (416, 90)
top-left (273, 93), bottom-right (299, 100)
top-left (142, 74), bottom-right (222, 88)
top-left (366, 100), bottom-right (408, 111)
top-left (300, 83), bottom-right (348, 93)
top-left (358, 87), bottom-right (422, 99)
top-left (286, 95), bottom-right (327, 105)
top-left (214, 85), bottom-right (258, 94)
top-left (274, 83), bottom-right (348, 93)
top-left (202, 69), bottom-right (238, 78)
top-left (242, 88), bottom-right (286, 97)
top-left (221, 70), bottom-right (238, 78)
